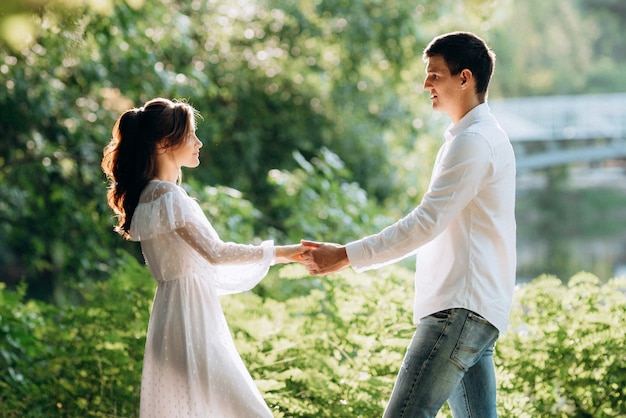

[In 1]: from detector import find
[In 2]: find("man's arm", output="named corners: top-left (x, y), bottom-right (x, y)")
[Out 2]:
top-left (301, 240), bottom-right (350, 275)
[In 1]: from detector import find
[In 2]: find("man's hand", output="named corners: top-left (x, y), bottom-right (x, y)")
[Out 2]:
top-left (301, 240), bottom-right (350, 275)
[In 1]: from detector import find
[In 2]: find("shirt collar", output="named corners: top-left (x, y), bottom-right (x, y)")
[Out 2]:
top-left (444, 102), bottom-right (491, 141)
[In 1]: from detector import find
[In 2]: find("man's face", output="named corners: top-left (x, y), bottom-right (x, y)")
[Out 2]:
top-left (423, 55), bottom-right (463, 117)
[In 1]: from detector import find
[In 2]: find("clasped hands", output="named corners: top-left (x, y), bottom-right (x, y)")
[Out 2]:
top-left (275, 241), bottom-right (350, 275)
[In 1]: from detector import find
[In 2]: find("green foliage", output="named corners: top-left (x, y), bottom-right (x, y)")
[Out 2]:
top-left (488, 0), bottom-right (626, 97)
top-left (225, 264), bottom-right (415, 417)
top-left (267, 147), bottom-right (394, 243)
top-left (496, 273), bottom-right (626, 417)
top-left (2, 0), bottom-right (626, 306)
top-left (0, 252), bottom-right (153, 417)
top-left (1, 2), bottom-right (625, 414)
top-left (185, 180), bottom-right (268, 245)
top-left (487, 0), bottom-right (595, 97)
top-left (0, 282), bottom-right (51, 415)
top-left (0, 0), bottom-right (437, 298)
top-left (0, 5), bottom-right (141, 301)
top-left (2, 260), bottom-right (625, 417)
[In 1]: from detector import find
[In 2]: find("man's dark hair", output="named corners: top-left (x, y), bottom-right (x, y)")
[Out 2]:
top-left (423, 32), bottom-right (495, 100)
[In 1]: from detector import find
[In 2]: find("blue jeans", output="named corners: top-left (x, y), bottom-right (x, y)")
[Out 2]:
top-left (383, 308), bottom-right (499, 418)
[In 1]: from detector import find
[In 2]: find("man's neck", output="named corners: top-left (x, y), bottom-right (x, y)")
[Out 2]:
top-left (450, 96), bottom-right (483, 124)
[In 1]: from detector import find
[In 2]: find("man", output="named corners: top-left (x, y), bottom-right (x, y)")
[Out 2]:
top-left (302, 32), bottom-right (516, 417)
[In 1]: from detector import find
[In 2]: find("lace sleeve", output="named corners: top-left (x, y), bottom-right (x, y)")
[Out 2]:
top-left (131, 181), bottom-right (275, 294)
top-left (175, 222), bottom-right (274, 266)
top-left (176, 218), bottom-right (276, 295)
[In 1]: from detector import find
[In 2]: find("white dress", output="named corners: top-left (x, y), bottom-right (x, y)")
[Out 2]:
top-left (129, 180), bottom-right (275, 418)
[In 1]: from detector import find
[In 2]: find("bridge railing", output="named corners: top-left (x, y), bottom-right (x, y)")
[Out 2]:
top-left (490, 93), bottom-right (626, 142)
top-left (489, 93), bottom-right (626, 171)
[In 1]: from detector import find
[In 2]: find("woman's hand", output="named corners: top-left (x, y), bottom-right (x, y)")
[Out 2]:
top-left (274, 244), bottom-right (305, 264)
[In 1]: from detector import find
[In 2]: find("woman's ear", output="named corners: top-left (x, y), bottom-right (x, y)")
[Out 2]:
top-left (155, 139), bottom-right (169, 154)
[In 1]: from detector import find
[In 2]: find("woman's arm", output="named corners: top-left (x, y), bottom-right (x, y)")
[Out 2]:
top-left (275, 244), bottom-right (305, 264)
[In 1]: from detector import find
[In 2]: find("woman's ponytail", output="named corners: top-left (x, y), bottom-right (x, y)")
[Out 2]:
top-left (102, 98), bottom-right (196, 238)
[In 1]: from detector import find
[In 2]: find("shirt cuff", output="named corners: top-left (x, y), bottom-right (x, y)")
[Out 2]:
top-left (345, 240), bottom-right (369, 273)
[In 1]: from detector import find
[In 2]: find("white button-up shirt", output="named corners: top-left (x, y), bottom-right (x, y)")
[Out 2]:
top-left (346, 103), bottom-right (516, 334)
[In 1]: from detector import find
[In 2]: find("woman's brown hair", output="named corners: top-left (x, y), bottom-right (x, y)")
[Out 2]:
top-left (101, 98), bottom-right (198, 239)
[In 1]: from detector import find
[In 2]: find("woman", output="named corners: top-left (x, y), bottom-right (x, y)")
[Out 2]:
top-left (101, 98), bottom-right (302, 417)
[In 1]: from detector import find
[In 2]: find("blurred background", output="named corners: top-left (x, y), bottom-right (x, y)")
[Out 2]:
top-left (1, 0), bottom-right (625, 301)
top-left (1, 1), bottom-right (626, 417)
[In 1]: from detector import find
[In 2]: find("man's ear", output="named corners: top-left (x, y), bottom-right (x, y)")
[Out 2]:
top-left (460, 68), bottom-right (472, 87)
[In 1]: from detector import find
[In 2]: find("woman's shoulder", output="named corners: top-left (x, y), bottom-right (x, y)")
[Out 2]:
top-left (139, 180), bottom-right (187, 204)
top-left (130, 181), bottom-right (199, 241)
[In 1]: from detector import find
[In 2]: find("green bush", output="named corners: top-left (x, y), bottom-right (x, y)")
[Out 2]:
top-left (496, 273), bottom-right (626, 417)
top-left (0, 252), bottom-right (153, 417)
top-left (224, 264), bottom-right (415, 417)
top-left (1, 262), bottom-right (625, 417)
top-left (266, 147), bottom-right (395, 244)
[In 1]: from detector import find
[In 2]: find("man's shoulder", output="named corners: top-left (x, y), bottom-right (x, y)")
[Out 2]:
top-left (463, 114), bottom-right (509, 143)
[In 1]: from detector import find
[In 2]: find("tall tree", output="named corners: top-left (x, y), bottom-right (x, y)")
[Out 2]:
top-left (0, 0), bottom-right (502, 301)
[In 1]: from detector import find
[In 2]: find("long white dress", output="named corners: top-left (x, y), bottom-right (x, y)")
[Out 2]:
top-left (129, 180), bottom-right (275, 418)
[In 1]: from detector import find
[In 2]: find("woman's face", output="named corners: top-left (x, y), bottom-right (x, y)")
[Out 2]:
top-left (168, 129), bottom-right (203, 168)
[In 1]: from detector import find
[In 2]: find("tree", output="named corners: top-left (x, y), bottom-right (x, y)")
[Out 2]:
top-left (487, 0), bottom-right (626, 97)
top-left (0, 0), bottom-right (501, 300)
top-left (11, 0), bottom-right (591, 302)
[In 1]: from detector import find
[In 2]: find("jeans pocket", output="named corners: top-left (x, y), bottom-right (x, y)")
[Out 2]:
top-left (450, 313), bottom-right (499, 371)
top-left (430, 309), bottom-right (452, 320)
